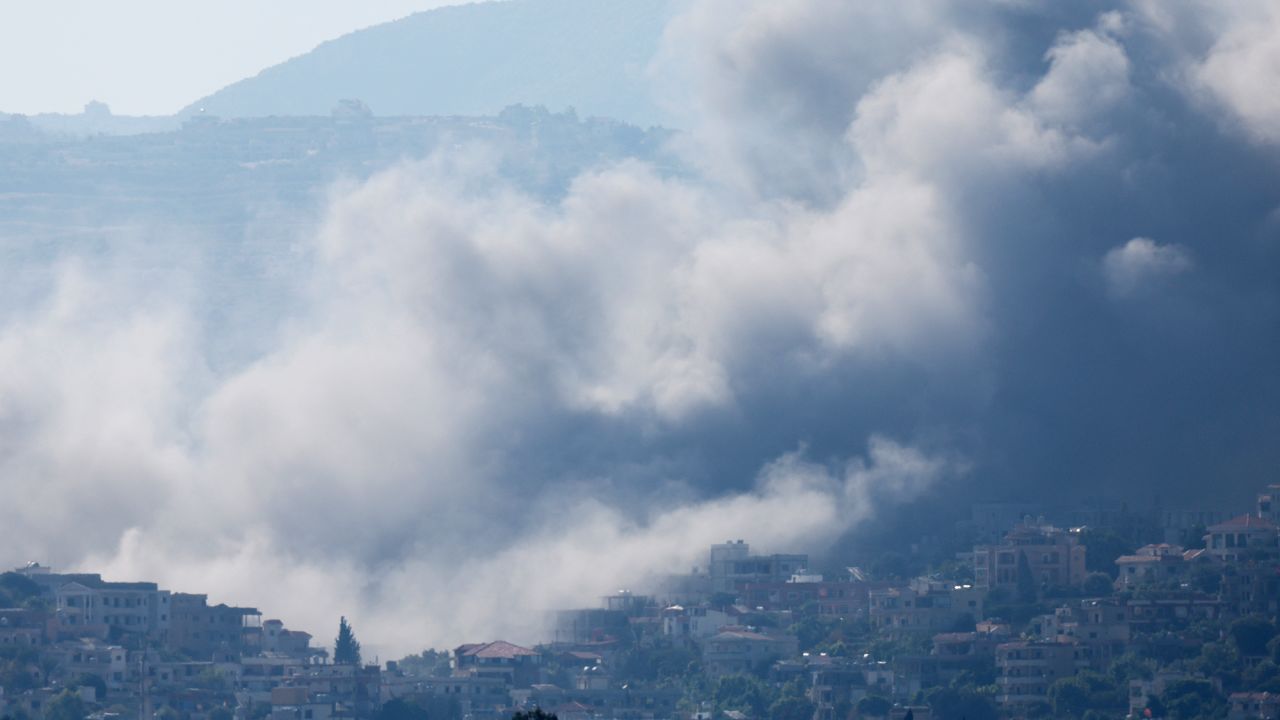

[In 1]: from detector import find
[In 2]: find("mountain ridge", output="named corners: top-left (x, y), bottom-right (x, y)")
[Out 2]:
top-left (182, 0), bottom-right (677, 127)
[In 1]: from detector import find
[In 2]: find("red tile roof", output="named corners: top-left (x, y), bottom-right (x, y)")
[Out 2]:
top-left (1208, 514), bottom-right (1279, 531)
top-left (457, 640), bottom-right (538, 659)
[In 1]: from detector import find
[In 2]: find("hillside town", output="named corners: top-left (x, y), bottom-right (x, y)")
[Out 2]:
top-left (5, 487), bottom-right (1280, 720)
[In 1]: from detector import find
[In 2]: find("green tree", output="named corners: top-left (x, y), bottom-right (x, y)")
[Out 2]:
top-left (0, 573), bottom-right (41, 609)
top-left (1160, 678), bottom-right (1222, 720)
top-left (1077, 529), bottom-right (1135, 578)
top-left (1189, 564), bottom-right (1221, 594)
top-left (1109, 653), bottom-right (1155, 686)
top-left (375, 699), bottom-right (430, 720)
top-left (1230, 616), bottom-right (1277, 657)
top-left (42, 690), bottom-right (86, 720)
top-left (1016, 551), bottom-right (1036, 603)
top-left (923, 686), bottom-right (997, 720)
top-left (70, 674), bottom-right (106, 701)
top-left (335, 616), bottom-right (362, 666)
top-left (1082, 572), bottom-right (1114, 597)
top-left (192, 667), bottom-right (229, 692)
top-left (712, 674), bottom-right (775, 716)
top-left (856, 696), bottom-right (891, 718)
top-left (1193, 641), bottom-right (1242, 690)
top-left (769, 695), bottom-right (816, 720)
top-left (1047, 671), bottom-right (1123, 718)
top-left (1048, 677), bottom-right (1091, 717)
top-left (511, 710), bottom-right (558, 720)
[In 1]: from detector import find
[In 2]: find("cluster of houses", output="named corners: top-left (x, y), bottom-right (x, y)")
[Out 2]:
top-left (6, 487), bottom-right (1280, 720)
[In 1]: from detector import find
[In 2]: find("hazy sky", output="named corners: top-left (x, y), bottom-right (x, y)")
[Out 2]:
top-left (0, 0), bottom-right (476, 115)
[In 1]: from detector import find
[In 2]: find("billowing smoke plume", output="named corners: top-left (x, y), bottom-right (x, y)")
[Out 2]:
top-left (2, 0), bottom-right (1280, 656)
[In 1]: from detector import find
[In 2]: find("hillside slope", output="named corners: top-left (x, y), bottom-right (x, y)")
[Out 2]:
top-left (183, 0), bottom-right (676, 126)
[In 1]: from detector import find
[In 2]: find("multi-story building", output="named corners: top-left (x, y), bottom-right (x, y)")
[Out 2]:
top-left (701, 628), bottom-right (799, 677)
top-left (51, 639), bottom-right (129, 690)
top-left (1230, 692), bottom-right (1280, 720)
top-left (809, 665), bottom-right (869, 720)
top-left (453, 641), bottom-right (542, 688)
top-left (973, 522), bottom-right (1087, 593)
top-left (53, 577), bottom-right (171, 643)
top-left (1115, 544), bottom-right (1197, 588)
top-left (1219, 565), bottom-right (1280, 618)
top-left (282, 663), bottom-right (382, 720)
top-left (660, 605), bottom-right (731, 641)
top-left (995, 641), bottom-right (1089, 710)
top-left (552, 608), bottom-right (629, 645)
top-left (1126, 593), bottom-right (1224, 631)
top-left (168, 593), bottom-right (261, 661)
top-left (1204, 515), bottom-right (1279, 563)
top-left (262, 619), bottom-right (314, 658)
top-left (1033, 598), bottom-right (1130, 669)
top-left (739, 574), bottom-right (875, 618)
top-left (511, 684), bottom-right (681, 719)
top-left (708, 541), bottom-right (809, 594)
top-left (868, 578), bottom-right (983, 635)
top-left (0, 608), bottom-right (47, 648)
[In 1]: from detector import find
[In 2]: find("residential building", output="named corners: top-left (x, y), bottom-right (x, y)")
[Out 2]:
top-left (810, 666), bottom-right (868, 720)
top-left (740, 575), bottom-right (875, 617)
top-left (995, 641), bottom-right (1090, 710)
top-left (708, 541), bottom-right (809, 594)
top-left (973, 522), bottom-right (1087, 593)
top-left (262, 619), bottom-right (314, 658)
top-left (283, 663), bottom-right (382, 720)
top-left (53, 578), bottom-right (171, 643)
top-left (1115, 544), bottom-right (1195, 588)
top-left (868, 578), bottom-right (983, 635)
top-left (552, 608), bottom-right (629, 645)
top-left (701, 628), bottom-right (799, 677)
top-left (1126, 593), bottom-right (1224, 631)
top-left (1033, 598), bottom-right (1130, 669)
top-left (51, 639), bottom-right (129, 690)
top-left (660, 605), bottom-right (731, 641)
top-left (1204, 515), bottom-right (1280, 563)
top-left (168, 593), bottom-right (261, 661)
top-left (1230, 692), bottom-right (1280, 720)
top-left (511, 683), bottom-right (680, 719)
top-left (0, 608), bottom-right (47, 647)
top-left (1220, 565), bottom-right (1280, 618)
top-left (453, 641), bottom-right (542, 688)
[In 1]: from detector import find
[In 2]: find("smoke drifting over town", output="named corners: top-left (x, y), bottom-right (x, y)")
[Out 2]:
top-left (2, 0), bottom-right (1279, 657)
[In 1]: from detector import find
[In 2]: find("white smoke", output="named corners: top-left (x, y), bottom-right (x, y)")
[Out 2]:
top-left (2, 0), bottom-right (1275, 658)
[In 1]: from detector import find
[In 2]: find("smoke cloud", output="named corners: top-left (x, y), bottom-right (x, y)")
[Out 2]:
top-left (3, 0), bottom-right (1280, 656)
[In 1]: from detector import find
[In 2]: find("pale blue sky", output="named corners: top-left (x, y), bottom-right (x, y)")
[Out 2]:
top-left (0, 0), bottom-right (478, 115)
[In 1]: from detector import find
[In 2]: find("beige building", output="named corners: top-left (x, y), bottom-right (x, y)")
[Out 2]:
top-left (973, 522), bottom-right (1087, 593)
top-left (701, 628), bottom-right (799, 677)
top-left (869, 578), bottom-right (983, 635)
top-left (1115, 544), bottom-right (1195, 588)
top-left (1204, 515), bottom-right (1279, 563)
top-left (995, 640), bottom-right (1089, 710)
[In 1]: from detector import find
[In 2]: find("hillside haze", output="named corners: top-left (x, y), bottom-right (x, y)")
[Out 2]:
top-left (183, 0), bottom-right (676, 126)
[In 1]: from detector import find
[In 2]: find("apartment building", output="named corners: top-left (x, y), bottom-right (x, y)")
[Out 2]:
top-left (973, 522), bottom-right (1087, 593)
